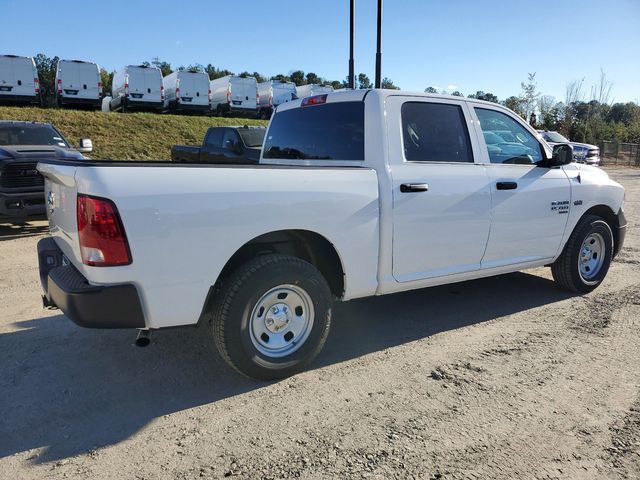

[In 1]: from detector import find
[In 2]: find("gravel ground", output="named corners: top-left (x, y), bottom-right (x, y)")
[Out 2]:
top-left (1, 168), bottom-right (639, 480)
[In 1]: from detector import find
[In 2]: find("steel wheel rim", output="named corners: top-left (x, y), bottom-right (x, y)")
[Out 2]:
top-left (578, 232), bottom-right (605, 282)
top-left (249, 284), bottom-right (315, 358)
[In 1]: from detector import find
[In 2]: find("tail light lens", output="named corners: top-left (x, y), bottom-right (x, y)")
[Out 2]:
top-left (256, 91), bottom-right (260, 108)
top-left (77, 194), bottom-right (132, 266)
top-left (175, 86), bottom-right (180, 102)
top-left (208, 88), bottom-right (212, 103)
top-left (269, 94), bottom-right (273, 107)
top-left (57, 78), bottom-right (62, 95)
top-left (34, 77), bottom-right (40, 94)
top-left (226, 86), bottom-right (231, 104)
top-left (124, 82), bottom-right (129, 98)
top-left (98, 82), bottom-right (103, 95)
top-left (161, 84), bottom-right (165, 101)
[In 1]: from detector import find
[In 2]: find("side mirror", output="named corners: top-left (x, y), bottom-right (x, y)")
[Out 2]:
top-left (539, 143), bottom-right (572, 167)
top-left (551, 144), bottom-right (573, 166)
top-left (78, 138), bottom-right (93, 153)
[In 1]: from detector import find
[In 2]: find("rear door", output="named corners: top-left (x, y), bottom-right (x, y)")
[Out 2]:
top-left (231, 77), bottom-right (257, 109)
top-left (470, 105), bottom-right (570, 268)
top-left (387, 96), bottom-right (492, 282)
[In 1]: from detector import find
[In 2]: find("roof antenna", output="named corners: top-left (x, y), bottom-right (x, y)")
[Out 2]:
top-left (374, 0), bottom-right (383, 88)
top-left (348, 0), bottom-right (355, 89)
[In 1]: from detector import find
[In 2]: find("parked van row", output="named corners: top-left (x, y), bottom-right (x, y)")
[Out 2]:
top-left (1, 54), bottom-right (336, 117)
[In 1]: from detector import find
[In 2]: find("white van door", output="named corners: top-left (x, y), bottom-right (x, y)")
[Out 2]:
top-left (387, 96), bottom-right (492, 282)
top-left (0, 56), bottom-right (36, 98)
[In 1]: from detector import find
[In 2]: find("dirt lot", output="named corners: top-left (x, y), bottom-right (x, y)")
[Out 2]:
top-left (1, 168), bottom-right (639, 480)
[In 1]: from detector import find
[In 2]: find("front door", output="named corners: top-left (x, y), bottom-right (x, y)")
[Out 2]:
top-left (471, 106), bottom-right (571, 268)
top-left (387, 97), bottom-right (492, 282)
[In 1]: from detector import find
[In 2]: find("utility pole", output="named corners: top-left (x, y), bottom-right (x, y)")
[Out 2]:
top-left (348, 0), bottom-right (355, 89)
top-left (374, 0), bottom-right (382, 88)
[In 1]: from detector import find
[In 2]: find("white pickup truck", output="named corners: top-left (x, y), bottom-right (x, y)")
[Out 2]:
top-left (37, 90), bottom-right (627, 379)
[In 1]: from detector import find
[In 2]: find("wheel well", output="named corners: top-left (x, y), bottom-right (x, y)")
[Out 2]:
top-left (582, 205), bottom-right (620, 253)
top-left (215, 230), bottom-right (345, 299)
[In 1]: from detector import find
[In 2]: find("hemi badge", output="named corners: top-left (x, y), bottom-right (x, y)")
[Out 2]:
top-left (574, 200), bottom-right (583, 206)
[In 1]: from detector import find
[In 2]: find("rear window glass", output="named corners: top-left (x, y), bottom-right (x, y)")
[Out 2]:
top-left (239, 128), bottom-right (265, 148)
top-left (0, 125), bottom-right (69, 147)
top-left (263, 102), bottom-right (364, 161)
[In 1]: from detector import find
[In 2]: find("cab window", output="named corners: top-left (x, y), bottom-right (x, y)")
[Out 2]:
top-left (401, 102), bottom-right (473, 163)
top-left (474, 108), bottom-right (543, 164)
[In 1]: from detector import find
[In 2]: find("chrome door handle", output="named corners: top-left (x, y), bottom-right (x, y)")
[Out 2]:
top-left (400, 183), bottom-right (429, 193)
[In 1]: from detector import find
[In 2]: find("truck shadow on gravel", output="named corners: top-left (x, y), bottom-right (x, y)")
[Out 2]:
top-left (0, 217), bottom-right (48, 241)
top-left (0, 271), bottom-right (574, 464)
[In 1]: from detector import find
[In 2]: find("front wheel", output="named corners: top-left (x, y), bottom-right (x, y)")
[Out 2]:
top-left (551, 214), bottom-right (614, 293)
top-left (211, 254), bottom-right (333, 380)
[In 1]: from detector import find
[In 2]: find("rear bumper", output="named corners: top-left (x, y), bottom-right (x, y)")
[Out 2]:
top-left (0, 190), bottom-right (45, 217)
top-left (171, 101), bottom-right (210, 112)
top-left (0, 94), bottom-right (40, 106)
top-left (37, 237), bottom-right (146, 329)
top-left (57, 96), bottom-right (102, 108)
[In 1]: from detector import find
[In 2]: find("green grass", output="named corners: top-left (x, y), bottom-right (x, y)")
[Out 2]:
top-left (0, 106), bottom-right (267, 160)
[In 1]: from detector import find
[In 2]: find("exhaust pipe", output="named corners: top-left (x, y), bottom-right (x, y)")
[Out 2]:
top-left (134, 330), bottom-right (151, 347)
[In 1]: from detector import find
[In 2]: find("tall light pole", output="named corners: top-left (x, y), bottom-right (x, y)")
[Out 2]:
top-left (348, 0), bottom-right (355, 89)
top-left (374, 0), bottom-right (382, 88)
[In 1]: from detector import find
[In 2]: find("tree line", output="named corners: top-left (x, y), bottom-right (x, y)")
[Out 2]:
top-left (31, 54), bottom-right (639, 144)
top-left (426, 71), bottom-right (640, 145)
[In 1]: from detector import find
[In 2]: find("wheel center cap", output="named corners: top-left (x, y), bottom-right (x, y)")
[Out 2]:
top-left (265, 303), bottom-right (290, 333)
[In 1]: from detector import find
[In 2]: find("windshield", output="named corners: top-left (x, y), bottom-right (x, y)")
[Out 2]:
top-left (238, 128), bottom-right (266, 148)
top-left (0, 124), bottom-right (70, 147)
top-left (542, 131), bottom-right (569, 143)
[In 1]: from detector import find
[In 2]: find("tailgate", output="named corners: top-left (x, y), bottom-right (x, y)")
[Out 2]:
top-left (37, 162), bottom-right (82, 265)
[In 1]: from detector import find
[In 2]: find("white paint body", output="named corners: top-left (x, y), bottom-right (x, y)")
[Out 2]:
top-left (111, 65), bottom-right (163, 107)
top-left (55, 59), bottom-right (101, 103)
top-left (295, 84), bottom-right (334, 98)
top-left (0, 55), bottom-right (39, 102)
top-left (209, 75), bottom-right (257, 112)
top-left (162, 70), bottom-right (210, 110)
top-left (257, 80), bottom-right (297, 108)
top-left (38, 90), bottom-right (625, 329)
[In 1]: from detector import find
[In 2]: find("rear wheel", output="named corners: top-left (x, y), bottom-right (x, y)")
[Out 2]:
top-left (551, 214), bottom-right (613, 293)
top-left (211, 254), bottom-right (333, 380)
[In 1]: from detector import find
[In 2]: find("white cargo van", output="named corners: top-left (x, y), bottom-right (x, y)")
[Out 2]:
top-left (56, 59), bottom-right (102, 108)
top-left (257, 80), bottom-right (297, 119)
top-left (210, 75), bottom-right (258, 116)
top-left (163, 70), bottom-right (210, 114)
top-left (109, 65), bottom-right (164, 112)
top-left (295, 84), bottom-right (334, 99)
top-left (0, 55), bottom-right (40, 106)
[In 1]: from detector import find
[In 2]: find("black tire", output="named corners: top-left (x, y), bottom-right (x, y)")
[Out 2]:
top-left (211, 254), bottom-right (333, 380)
top-left (551, 214), bottom-right (613, 293)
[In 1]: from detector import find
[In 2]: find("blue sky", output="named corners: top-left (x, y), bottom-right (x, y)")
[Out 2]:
top-left (1, 0), bottom-right (638, 103)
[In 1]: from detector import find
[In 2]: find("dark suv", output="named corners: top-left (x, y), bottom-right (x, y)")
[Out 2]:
top-left (0, 121), bottom-right (87, 220)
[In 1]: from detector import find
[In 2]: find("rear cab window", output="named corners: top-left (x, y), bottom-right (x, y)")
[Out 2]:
top-left (263, 101), bottom-right (364, 161)
top-left (401, 102), bottom-right (473, 163)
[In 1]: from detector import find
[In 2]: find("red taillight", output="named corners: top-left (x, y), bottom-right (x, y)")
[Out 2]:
top-left (301, 94), bottom-right (327, 106)
top-left (98, 82), bottom-right (103, 95)
top-left (124, 82), bottom-right (129, 98)
top-left (57, 78), bottom-right (62, 95)
top-left (208, 88), bottom-right (212, 103)
top-left (256, 91), bottom-right (260, 108)
top-left (268, 94), bottom-right (273, 107)
top-left (77, 194), bottom-right (132, 267)
top-left (175, 86), bottom-right (180, 102)
top-left (34, 77), bottom-right (40, 94)
top-left (161, 84), bottom-right (165, 100)
top-left (226, 88), bottom-right (231, 104)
